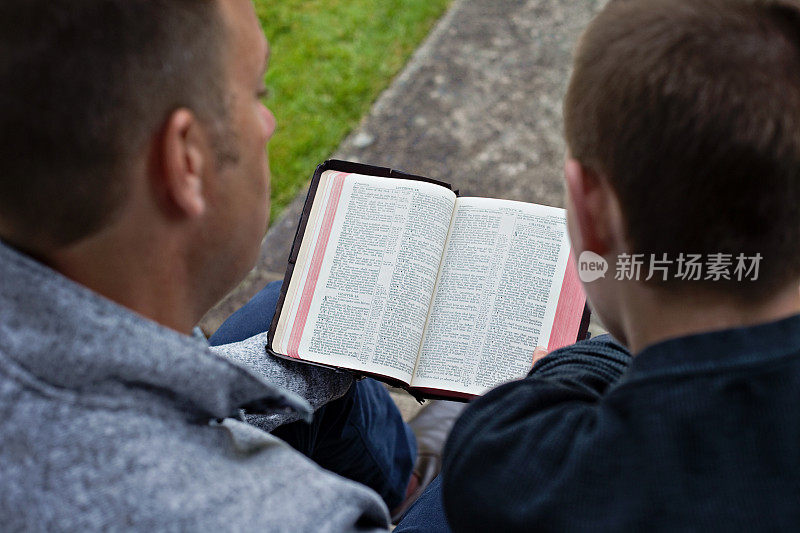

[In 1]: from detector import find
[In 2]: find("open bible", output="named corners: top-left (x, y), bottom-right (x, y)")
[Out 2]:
top-left (268, 160), bottom-right (589, 400)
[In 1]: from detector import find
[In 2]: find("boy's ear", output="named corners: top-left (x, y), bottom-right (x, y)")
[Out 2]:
top-left (564, 158), bottom-right (625, 257)
top-left (157, 108), bottom-right (210, 218)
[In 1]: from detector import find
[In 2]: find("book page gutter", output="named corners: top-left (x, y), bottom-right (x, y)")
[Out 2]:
top-left (284, 172), bottom-right (456, 384)
top-left (411, 197), bottom-right (571, 396)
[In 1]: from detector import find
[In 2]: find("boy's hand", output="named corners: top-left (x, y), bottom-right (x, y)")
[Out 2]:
top-left (532, 347), bottom-right (549, 366)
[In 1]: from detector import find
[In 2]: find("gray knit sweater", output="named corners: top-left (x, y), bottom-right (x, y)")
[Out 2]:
top-left (0, 241), bottom-right (389, 531)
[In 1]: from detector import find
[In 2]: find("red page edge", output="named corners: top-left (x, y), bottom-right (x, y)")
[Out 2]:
top-left (547, 251), bottom-right (587, 352)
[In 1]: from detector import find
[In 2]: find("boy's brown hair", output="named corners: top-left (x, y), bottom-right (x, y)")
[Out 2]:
top-left (565, 0), bottom-right (800, 296)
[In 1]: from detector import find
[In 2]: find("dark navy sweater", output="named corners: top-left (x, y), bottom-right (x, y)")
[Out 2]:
top-left (442, 316), bottom-right (800, 531)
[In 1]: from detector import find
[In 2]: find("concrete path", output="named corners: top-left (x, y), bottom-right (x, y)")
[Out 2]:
top-left (201, 0), bottom-right (603, 335)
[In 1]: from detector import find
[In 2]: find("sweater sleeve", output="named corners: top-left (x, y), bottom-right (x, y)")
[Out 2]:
top-left (441, 335), bottom-right (631, 532)
top-left (209, 331), bottom-right (354, 430)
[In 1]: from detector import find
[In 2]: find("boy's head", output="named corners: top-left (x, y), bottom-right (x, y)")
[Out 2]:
top-left (564, 0), bottom-right (800, 305)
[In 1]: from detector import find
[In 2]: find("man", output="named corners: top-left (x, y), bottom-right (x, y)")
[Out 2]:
top-left (0, 0), bottom-right (452, 529)
top-left (435, 0), bottom-right (800, 530)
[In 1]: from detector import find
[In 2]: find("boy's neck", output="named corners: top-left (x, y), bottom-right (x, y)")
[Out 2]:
top-left (619, 282), bottom-right (800, 355)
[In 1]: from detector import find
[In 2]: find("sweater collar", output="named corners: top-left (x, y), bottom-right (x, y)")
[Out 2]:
top-left (0, 241), bottom-right (310, 422)
top-left (624, 312), bottom-right (800, 382)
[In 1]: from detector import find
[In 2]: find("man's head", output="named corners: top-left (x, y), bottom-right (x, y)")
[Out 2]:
top-left (0, 0), bottom-right (275, 330)
top-left (563, 0), bottom-right (800, 337)
top-left (0, 0), bottom-right (231, 248)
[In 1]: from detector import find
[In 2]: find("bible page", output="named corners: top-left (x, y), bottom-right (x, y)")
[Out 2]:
top-left (273, 171), bottom-right (456, 384)
top-left (411, 197), bottom-right (571, 395)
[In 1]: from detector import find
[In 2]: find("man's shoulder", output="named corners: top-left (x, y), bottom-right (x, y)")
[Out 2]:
top-left (0, 366), bottom-right (387, 531)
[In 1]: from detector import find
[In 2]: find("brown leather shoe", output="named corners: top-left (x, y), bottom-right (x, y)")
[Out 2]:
top-left (390, 400), bottom-right (468, 523)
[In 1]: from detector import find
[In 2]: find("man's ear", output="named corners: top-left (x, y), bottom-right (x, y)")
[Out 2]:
top-left (564, 158), bottom-right (625, 257)
top-left (158, 108), bottom-right (211, 218)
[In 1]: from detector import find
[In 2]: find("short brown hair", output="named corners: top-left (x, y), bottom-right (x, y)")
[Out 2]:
top-left (565, 0), bottom-right (800, 295)
top-left (0, 0), bottom-right (229, 249)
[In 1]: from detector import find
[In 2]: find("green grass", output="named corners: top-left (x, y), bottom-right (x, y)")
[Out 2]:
top-left (254, 0), bottom-right (452, 221)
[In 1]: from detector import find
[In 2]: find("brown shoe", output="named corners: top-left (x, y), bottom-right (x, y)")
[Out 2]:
top-left (390, 400), bottom-right (468, 523)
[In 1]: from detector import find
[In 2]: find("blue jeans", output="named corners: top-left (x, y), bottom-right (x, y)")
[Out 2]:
top-left (210, 281), bottom-right (452, 530)
top-left (209, 281), bottom-right (416, 509)
top-left (394, 476), bottom-right (451, 532)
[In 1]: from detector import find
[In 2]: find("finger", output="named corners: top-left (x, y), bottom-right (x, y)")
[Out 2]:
top-left (532, 346), bottom-right (549, 366)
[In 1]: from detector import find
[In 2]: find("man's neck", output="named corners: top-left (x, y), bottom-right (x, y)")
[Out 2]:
top-left (41, 226), bottom-right (203, 335)
top-left (619, 282), bottom-right (800, 355)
